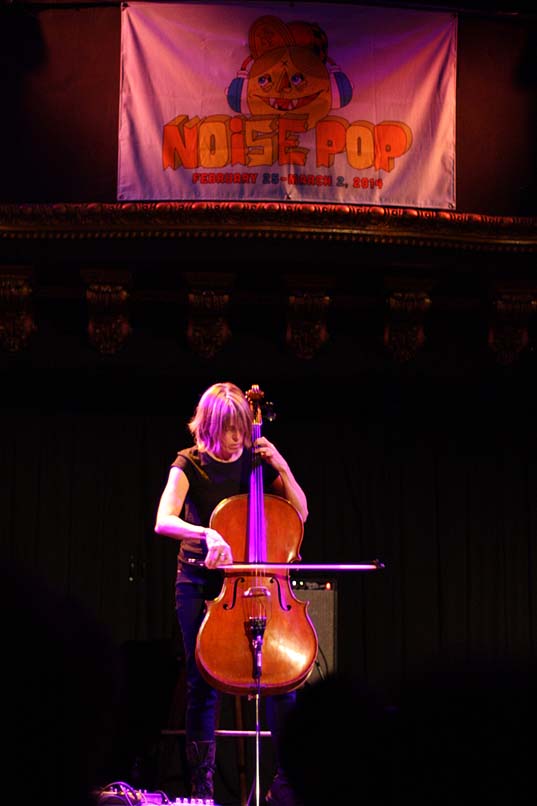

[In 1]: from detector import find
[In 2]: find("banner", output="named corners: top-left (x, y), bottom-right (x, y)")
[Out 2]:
top-left (118, 2), bottom-right (457, 209)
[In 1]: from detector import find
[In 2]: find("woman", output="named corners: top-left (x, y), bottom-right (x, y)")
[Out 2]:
top-left (154, 381), bottom-right (308, 806)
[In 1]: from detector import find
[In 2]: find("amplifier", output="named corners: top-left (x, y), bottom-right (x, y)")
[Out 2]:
top-left (291, 577), bottom-right (338, 683)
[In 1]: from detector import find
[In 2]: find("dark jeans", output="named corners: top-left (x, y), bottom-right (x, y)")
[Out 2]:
top-left (176, 575), bottom-right (296, 765)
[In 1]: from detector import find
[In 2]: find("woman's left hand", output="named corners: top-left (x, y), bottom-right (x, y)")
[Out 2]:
top-left (254, 437), bottom-right (286, 474)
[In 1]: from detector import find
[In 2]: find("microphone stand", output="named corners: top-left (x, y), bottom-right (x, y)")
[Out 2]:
top-left (247, 616), bottom-right (267, 806)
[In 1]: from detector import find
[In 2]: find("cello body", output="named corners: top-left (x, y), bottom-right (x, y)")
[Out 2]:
top-left (195, 387), bottom-right (318, 697)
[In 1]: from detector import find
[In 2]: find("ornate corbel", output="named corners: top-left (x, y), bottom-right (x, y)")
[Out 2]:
top-left (488, 291), bottom-right (537, 365)
top-left (0, 266), bottom-right (36, 352)
top-left (184, 273), bottom-right (234, 359)
top-left (284, 276), bottom-right (330, 360)
top-left (384, 289), bottom-right (432, 363)
top-left (82, 269), bottom-right (132, 355)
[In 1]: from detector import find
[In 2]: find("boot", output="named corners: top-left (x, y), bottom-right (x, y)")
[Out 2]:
top-left (185, 739), bottom-right (216, 799)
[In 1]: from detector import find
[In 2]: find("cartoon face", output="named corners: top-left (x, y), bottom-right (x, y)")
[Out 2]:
top-left (247, 45), bottom-right (332, 130)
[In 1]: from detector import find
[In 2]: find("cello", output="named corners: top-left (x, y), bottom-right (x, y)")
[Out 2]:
top-left (195, 384), bottom-right (318, 697)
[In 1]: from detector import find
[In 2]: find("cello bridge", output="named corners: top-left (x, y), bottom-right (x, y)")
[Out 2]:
top-left (243, 586), bottom-right (271, 599)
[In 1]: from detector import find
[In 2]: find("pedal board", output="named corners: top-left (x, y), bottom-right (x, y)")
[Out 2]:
top-left (96, 783), bottom-right (219, 805)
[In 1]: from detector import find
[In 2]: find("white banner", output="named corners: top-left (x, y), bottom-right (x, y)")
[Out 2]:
top-left (118, 2), bottom-right (457, 209)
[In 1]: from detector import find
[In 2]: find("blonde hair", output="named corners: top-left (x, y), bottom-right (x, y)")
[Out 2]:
top-left (188, 382), bottom-right (252, 453)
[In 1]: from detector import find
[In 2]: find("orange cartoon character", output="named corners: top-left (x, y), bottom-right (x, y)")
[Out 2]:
top-left (226, 15), bottom-right (352, 130)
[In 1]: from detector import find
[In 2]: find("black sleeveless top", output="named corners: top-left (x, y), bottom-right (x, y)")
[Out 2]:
top-left (171, 446), bottom-right (278, 579)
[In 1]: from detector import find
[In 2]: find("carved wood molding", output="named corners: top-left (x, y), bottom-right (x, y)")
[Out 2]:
top-left (1, 203), bottom-right (536, 252)
top-left (384, 291), bottom-right (432, 363)
top-left (0, 266), bottom-right (36, 352)
top-left (488, 291), bottom-right (537, 365)
top-left (286, 292), bottom-right (331, 360)
top-left (184, 272), bottom-right (234, 359)
top-left (283, 274), bottom-right (331, 359)
top-left (81, 269), bottom-right (132, 355)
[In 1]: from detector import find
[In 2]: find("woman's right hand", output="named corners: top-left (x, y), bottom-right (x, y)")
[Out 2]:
top-left (203, 528), bottom-right (233, 568)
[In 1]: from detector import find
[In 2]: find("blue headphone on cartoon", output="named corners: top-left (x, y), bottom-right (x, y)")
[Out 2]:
top-left (226, 16), bottom-right (353, 114)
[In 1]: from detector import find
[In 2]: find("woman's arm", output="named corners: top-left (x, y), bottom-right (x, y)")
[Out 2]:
top-left (154, 466), bottom-right (233, 567)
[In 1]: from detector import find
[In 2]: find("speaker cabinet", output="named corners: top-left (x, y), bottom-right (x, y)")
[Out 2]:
top-left (291, 578), bottom-right (337, 684)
